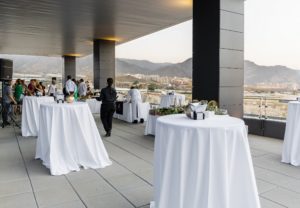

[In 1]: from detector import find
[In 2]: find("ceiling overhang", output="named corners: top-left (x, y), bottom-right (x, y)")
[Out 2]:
top-left (0, 0), bottom-right (192, 57)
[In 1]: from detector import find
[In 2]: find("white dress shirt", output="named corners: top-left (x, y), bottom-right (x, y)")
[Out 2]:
top-left (128, 89), bottom-right (142, 121)
top-left (127, 89), bottom-right (142, 102)
top-left (65, 79), bottom-right (76, 93)
top-left (78, 82), bottom-right (87, 96)
top-left (48, 84), bottom-right (57, 95)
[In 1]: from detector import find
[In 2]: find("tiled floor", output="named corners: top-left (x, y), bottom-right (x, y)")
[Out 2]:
top-left (0, 115), bottom-right (300, 208)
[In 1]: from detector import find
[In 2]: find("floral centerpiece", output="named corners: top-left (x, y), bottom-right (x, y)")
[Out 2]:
top-left (185, 100), bottom-right (227, 119)
top-left (66, 95), bottom-right (75, 103)
top-left (149, 106), bottom-right (185, 116)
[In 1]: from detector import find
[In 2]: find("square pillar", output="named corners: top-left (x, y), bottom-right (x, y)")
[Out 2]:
top-left (93, 39), bottom-right (116, 90)
top-left (193, 0), bottom-right (244, 118)
top-left (63, 56), bottom-right (76, 82)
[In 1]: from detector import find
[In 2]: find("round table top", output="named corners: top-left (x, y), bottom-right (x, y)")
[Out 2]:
top-left (23, 96), bottom-right (54, 100)
top-left (40, 102), bottom-right (88, 109)
top-left (157, 114), bottom-right (244, 129)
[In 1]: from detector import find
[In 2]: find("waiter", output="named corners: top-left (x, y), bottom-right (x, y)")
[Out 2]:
top-left (97, 78), bottom-right (117, 137)
top-left (127, 86), bottom-right (143, 123)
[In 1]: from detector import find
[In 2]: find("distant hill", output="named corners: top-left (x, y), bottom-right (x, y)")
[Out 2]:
top-left (153, 58), bottom-right (192, 77)
top-left (244, 60), bottom-right (300, 85)
top-left (118, 58), bottom-right (172, 72)
top-left (0, 54), bottom-right (62, 74)
top-left (116, 58), bottom-right (192, 77)
top-left (2, 54), bottom-right (300, 86)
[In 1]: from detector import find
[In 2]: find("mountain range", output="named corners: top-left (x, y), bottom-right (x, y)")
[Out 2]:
top-left (1, 54), bottom-right (300, 85)
top-left (244, 60), bottom-right (300, 85)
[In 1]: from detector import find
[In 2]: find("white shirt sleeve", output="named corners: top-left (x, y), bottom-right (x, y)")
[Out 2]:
top-left (66, 80), bottom-right (76, 93)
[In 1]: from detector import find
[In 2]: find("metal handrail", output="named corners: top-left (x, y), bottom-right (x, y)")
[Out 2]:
top-left (244, 96), bottom-right (295, 120)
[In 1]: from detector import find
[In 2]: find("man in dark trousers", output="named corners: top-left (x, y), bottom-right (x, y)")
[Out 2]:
top-left (2, 80), bottom-right (17, 127)
top-left (97, 78), bottom-right (117, 137)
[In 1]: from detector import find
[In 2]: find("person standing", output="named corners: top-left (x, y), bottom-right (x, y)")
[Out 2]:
top-left (2, 80), bottom-right (17, 126)
top-left (47, 79), bottom-right (57, 96)
top-left (13, 79), bottom-right (24, 114)
top-left (14, 79), bottom-right (23, 104)
top-left (64, 75), bottom-right (76, 96)
top-left (39, 82), bottom-right (46, 96)
top-left (78, 79), bottom-right (87, 97)
top-left (97, 78), bottom-right (117, 137)
top-left (127, 86), bottom-right (143, 123)
top-left (71, 79), bottom-right (79, 101)
top-left (27, 79), bottom-right (36, 96)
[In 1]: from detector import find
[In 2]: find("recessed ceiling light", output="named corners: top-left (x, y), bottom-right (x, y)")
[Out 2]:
top-left (63, 54), bottom-right (82, 57)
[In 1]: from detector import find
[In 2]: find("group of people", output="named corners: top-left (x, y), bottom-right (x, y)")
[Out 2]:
top-left (1, 75), bottom-right (142, 138)
top-left (64, 75), bottom-right (92, 99)
top-left (1, 79), bottom-right (52, 126)
top-left (11, 79), bottom-right (47, 104)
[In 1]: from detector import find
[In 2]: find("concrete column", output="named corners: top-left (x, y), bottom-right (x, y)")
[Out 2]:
top-left (93, 39), bottom-right (116, 90)
top-left (63, 56), bottom-right (76, 82)
top-left (193, 0), bottom-right (244, 118)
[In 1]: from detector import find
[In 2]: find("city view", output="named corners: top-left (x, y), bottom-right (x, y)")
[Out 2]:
top-left (1, 53), bottom-right (300, 120)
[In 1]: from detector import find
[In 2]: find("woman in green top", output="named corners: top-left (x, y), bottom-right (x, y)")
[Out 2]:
top-left (14, 79), bottom-right (24, 104)
top-left (72, 79), bottom-right (79, 101)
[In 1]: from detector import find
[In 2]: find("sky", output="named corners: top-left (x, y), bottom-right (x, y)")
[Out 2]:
top-left (117, 0), bottom-right (300, 69)
top-left (116, 20), bottom-right (192, 64)
top-left (245, 0), bottom-right (300, 69)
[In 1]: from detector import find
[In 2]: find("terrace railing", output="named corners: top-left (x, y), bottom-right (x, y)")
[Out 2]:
top-left (244, 96), bottom-right (296, 121)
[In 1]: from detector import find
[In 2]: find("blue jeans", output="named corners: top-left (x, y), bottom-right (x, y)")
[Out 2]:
top-left (2, 102), bottom-right (12, 123)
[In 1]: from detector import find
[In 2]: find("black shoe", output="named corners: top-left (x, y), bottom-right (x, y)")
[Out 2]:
top-left (132, 120), bottom-right (138, 124)
top-left (4, 122), bottom-right (10, 126)
top-left (2, 122), bottom-right (10, 128)
top-left (105, 132), bottom-right (111, 137)
top-left (140, 119), bottom-right (144, 123)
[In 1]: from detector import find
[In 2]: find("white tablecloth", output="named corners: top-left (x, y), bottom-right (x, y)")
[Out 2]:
top-left (86, 99), bottom-right (101, 114)
top-left (282, 101), bottom-right (300, 166)
top-left (35, 102), bottom-right (112, 175)
top-left (114, 102), bottom-right (150, 123)
top-left (160, 94), bottom-right (185, 108)
top-left (22, 96), bottom-right (54, 137)
top-left (144, 115), bottom-right (160, 135)
top-left (153, 114), bottom-right (260, 208)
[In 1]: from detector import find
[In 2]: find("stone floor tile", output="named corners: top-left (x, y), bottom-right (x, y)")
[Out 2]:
top-left (0, 179), bottom-right (31, 198)
top-left (262, 187), bottom-right (300, 208)
top-left (260, 197), bottom-right (286, 208)
top-left (35, 186), bottom-right (79, 208)
top-left (83, 192), bottom-right (134, 208)
top-left (71, 177), bottom-right (115, 199)
top-left (42, 200), bottom-right (85, 208)
top-left (0, 192), bottom-right (37, 208)
top-left (119, 185), bottom-right (153, 207)
top-left (256, 179), bottom-right (277, 194)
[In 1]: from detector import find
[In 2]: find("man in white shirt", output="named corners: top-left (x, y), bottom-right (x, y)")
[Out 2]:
top-left (127, 86), bottom-right (143, 123)
top-left (65, 75), bottom-right (76, 95)
top-left (47, 80), bottom-right (57, 96)
top-left (78, 79), bottom-right (87, 97)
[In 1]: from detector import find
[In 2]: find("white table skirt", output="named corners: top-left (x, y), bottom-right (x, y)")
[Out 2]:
top-left (282, 101), bottom-right (300, 166)
top-left (21, 96), bottom-right (54, 137)
top-left (153, 114), bottom-right (260, 208)
top-left (114, 102), bottom-right (150, 123)
top-left (160, 94), bottom-right (185, 108)
top-left (144, 115), bottom-right (160, 135)
top-left (86, 99), bottom-right (101, 114)
top-left (35, 102), bottom-right (112, 175)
